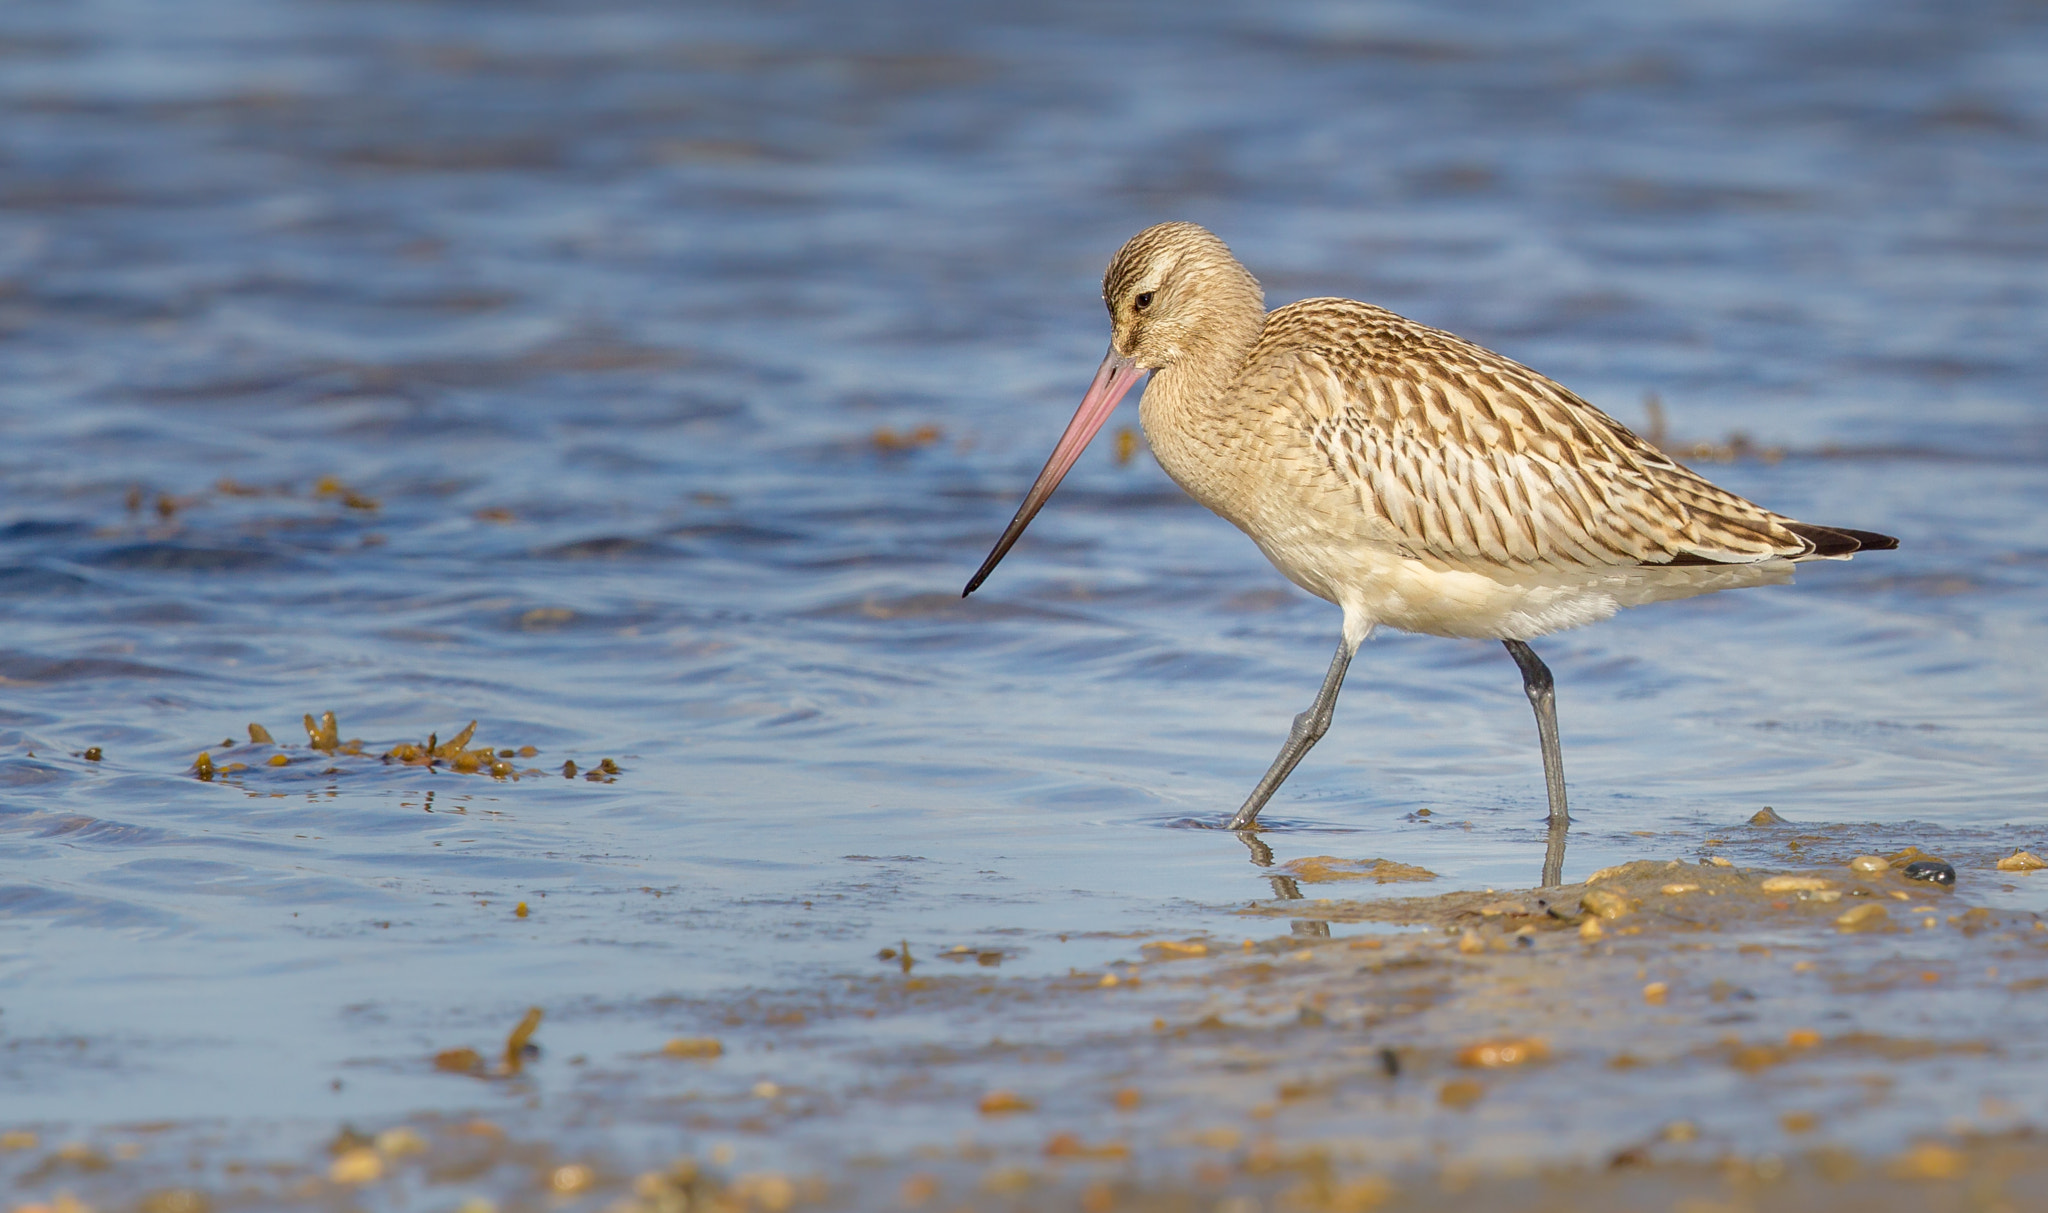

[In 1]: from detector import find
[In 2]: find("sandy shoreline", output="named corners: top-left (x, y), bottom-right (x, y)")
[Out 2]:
top-left (11, 823), bottom-right (2046, 1213)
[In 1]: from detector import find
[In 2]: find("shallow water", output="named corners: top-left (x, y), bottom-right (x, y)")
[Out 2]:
top-left (1, 0), bottom-right (2046, 1180)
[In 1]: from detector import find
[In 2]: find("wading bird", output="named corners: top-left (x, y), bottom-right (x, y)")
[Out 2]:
top-left (963, 223), bottom-right (1895, 884)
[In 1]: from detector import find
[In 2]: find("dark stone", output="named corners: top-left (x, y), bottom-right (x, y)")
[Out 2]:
top-left (1902, 859), bottom-right (1956, 887)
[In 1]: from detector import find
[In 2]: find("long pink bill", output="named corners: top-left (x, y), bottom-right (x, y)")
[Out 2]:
top-left (962, 348), bottom-right (1145, 596)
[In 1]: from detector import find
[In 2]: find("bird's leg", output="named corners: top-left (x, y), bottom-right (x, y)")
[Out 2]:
top-left (1225, 635), bottom-right (1356, 831)
top-left (1540, 806), bottom-right (1570, 892)
top-left (1503, 639), bottom-right (1570, 887)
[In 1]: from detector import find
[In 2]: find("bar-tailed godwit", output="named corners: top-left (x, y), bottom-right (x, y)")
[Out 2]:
top-left (964, 222), bottom-right (1896, 884)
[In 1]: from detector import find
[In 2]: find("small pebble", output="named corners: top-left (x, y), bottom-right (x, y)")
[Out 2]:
top-left (548, 1164), bottom-right (593, 1194)
top-left (1849, 855), bottom-right (1888, 874)
top-left (1902, 860), bottom-right (1956, 887)
top-left (1760, 876), bottom-right (1831, 893)
top-left (1703, 856), bottom-right (1733, 867)
top-left (375, 1127), bottom-right (427, 1156)
top-left (1642, 981), bottom-right (1668, 1005)
top-left (1580, 888), bottom-right (1631, 920)
top-left (1455, 1038), bottom-right (1548, 1067)
top-left (1835, 903), bottom-right (1889, 932)
top-left (1996, 850), bottom-right (2047, 872)
top-left (329, 1148), bottom-right (383, 1184)
top-left (1890, 1142), bottom-right (1963, 1180)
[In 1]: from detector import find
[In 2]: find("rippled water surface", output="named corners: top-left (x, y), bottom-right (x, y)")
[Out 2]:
top-left (3, 0), bottom-right (2047, 1159)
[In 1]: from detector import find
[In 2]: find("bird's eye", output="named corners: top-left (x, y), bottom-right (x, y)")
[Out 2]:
top-left (1134, 291), bottom-right (1154, 311)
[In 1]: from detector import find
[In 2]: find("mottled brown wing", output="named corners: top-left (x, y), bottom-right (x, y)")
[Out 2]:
top-left (1253, 299), bottom-right (1815, 572)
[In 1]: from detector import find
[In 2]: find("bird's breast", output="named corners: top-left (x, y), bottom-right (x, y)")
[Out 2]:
top-left (1139, 379), bottom-right (1375, 599)
top-left (1138, 385), bottom-right (1286, 534)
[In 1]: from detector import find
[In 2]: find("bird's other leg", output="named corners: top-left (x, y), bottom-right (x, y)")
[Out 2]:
top-left (1503, 639), bottom-right (1570, 887)
top-left (1225, 631), bottom-right (1359, 832)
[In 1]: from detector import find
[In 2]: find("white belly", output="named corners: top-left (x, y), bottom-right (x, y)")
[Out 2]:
top-left (1251, 528), bottom-right (1794, 640)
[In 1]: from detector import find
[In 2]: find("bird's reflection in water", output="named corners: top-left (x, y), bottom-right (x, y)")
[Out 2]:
top-left (1231, 813), bottom-right (1573, 934)
top-left (1234, 830), bottom-right (1331, 937)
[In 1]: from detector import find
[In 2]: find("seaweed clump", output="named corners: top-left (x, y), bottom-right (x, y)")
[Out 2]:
top-left (186, 712), bottom-right (560, 782)
top-left (381, 720), bottom-right (530, 778)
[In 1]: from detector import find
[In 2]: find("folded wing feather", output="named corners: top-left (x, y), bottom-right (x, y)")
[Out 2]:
top-left (1254, 299), bottom-right (1837, 574)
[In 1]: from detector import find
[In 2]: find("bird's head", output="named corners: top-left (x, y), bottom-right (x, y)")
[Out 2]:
top-left (961, 222), bottom-right (1263, 597)
top-left (1101, 221), bottom-right (1265, 371)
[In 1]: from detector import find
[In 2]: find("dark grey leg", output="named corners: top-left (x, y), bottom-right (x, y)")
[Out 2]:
top-left (1540, 809), bottom-right (1569, 891)
top-left (1225, 635), bottom-right (1357, 831)
top-left (1503, 639), bottom-right (1570, 886)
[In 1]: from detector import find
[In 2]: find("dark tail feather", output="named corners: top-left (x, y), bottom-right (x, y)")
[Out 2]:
top-left (1784, 523), bottom-right (1900, 556)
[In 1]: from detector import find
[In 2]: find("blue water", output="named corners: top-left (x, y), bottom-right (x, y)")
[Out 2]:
top-left (1, 0), bottom-right (2045, 1144)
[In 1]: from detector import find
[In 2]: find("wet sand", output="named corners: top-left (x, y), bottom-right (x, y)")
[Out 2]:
top-left (11, 819), bottom-right (2047, 1212)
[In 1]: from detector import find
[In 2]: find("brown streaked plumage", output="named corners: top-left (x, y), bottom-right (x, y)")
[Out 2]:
top-left (965, 222), bottom-right (1896, 885)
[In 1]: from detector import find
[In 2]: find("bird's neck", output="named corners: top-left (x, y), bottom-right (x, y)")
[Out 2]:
top-left (1138, 285), bottom-right (1268, 513)
top-left (1150, 280), bottom-right (1265, 410)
